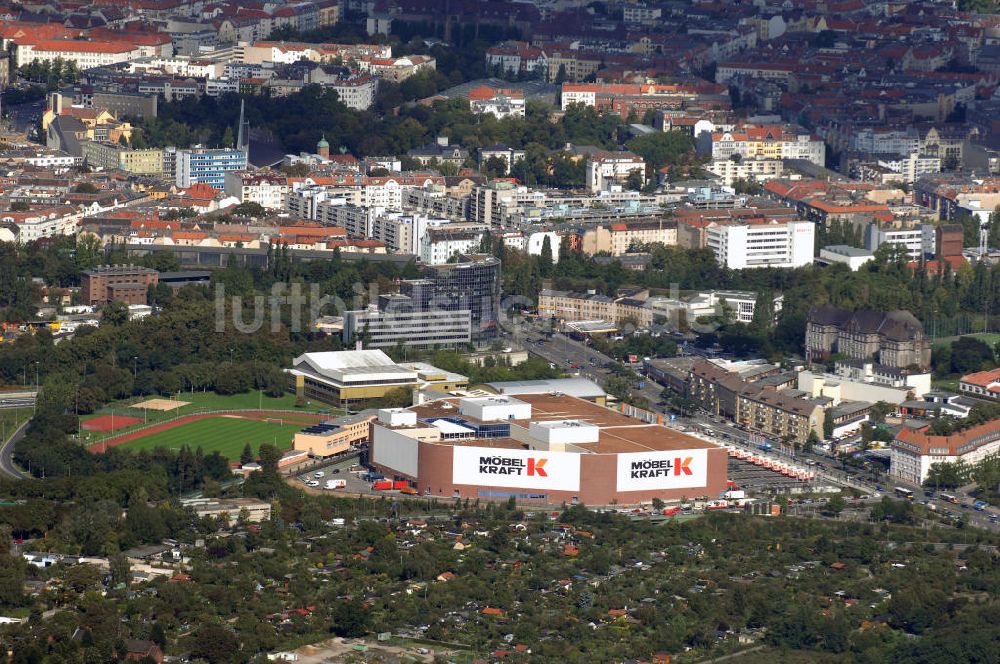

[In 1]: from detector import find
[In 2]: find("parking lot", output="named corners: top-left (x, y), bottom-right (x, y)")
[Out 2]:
top-left (294, 452), bottom-right (373, 493)
top-left (727, 458), bottom-right (819, 493)
top-left (292, 449), bottom-right (422, 498)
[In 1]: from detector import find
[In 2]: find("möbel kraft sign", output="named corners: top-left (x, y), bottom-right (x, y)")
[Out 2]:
top-left (452, 446), bottom-right (581, 491)
top-left (615, 449), bottom-right (708, 491)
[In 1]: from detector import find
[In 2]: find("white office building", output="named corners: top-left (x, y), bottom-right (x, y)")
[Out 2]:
top-left (866, 225), bottom-right (929, 261)
top-left (343, 304), bottom-right (472, 348)
top-left (705, 220), bottom-right (815, 269)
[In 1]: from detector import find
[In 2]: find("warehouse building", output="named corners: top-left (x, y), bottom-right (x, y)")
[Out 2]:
top-left (369, 393), bottom-right (728, 505)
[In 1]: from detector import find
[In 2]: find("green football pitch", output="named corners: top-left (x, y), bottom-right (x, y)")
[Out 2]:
top-left (114, 416), bottom-right (303, 459)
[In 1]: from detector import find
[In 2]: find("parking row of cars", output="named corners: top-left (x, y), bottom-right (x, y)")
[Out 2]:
top-left (303, 467), bottom-right (347, 490)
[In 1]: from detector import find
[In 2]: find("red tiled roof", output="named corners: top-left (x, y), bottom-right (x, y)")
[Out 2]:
top-left (31, 39), bottom-right (138, 54)
top-left (960, 368), bottom-right (1000, 388)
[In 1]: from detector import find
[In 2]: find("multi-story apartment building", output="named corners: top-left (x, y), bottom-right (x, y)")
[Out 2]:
top-left (371, 213), bottom-right (449, 254)
top-left (705, 125), bottom-right (825, 166)
top-left (866, 224), bottom-right (931, 261)
top-left (15, 40), bottom-right (143, 69)
top-left (0, 206), bottom-right (82, 243)
top-left (485, 42), bottom-right (547, 77)
top-left (890, 419), bottom-right (1000, 485)
top-left (805, 305), bottom-right (931, 370)
top-left (223, 172), bottom-right (289, 210)
top-left (560, 81), bottom-right (728, 115)
top-left (738, 388), bottom-right (826, 444)
top-left (80, 142), bottom-right (164, 175)
top-left (418, 224), bottom-right (488, 265)
top-left (579, 220), bottom-right (677, 256)
top-left (705, 219), bottom-right (815, 269)
top-left (687, 359), bottom-right (824, 444)
top-left (914, 176), bottom-right (1000, 221)
top-left (175, 148), bottom-right (248, 189)
top-left (324, 76), bottom-right (378, 110)
top-left (706, 157), bottom-right (783, 186)
top-left (469, 180), bottom-right (524, 227)
top-left (585, 151), bottom-right (646, 192)
top-left (364, 55), bottom-right (436, 82)
top-left (538, 289), bottom-right (653, 328)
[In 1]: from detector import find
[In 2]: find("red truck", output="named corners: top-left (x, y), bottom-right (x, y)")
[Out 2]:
top-left (662, 507), bottom-right (681, 517)
top-left (372, 480), bottom-right (393, 490)
top-left (392, 480), bottom-right (408, 490)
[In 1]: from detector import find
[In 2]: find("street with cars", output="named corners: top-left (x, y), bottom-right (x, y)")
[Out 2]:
top-left (504, 318), bottom-right (1000, 531)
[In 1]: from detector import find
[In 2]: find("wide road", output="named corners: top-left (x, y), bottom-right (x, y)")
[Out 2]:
top-left (0, 398), bottom-right (36, 410)
top-left (0, 419), bottom-right (30, 479)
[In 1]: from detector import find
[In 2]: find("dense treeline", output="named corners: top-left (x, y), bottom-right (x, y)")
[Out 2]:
top-left (129, 88), bottom-right (635, 170)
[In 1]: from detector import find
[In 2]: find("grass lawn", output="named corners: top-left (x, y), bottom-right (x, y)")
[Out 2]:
top-left (79, 391), bottom-right (338, 442)
top-left (1, 409), bottom-right (31, 440)
top-left (932, 332), bottom-right (1000, 350)
top-left (115, 416), bottom-right (301, 458)
top-left (934, 377), bottom-right (960, 392)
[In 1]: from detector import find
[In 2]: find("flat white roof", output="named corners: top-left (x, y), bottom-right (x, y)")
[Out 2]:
top-left (292, 350), bottom-right (418, 385)
top-left (293, 349), bottom-right (396, 370)
top-left (427, 419), bottom-right (476, 435)
top-left (531, 419), bottom-right (595, 430)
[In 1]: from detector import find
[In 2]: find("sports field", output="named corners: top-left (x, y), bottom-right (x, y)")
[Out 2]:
top-left (79, 391), bottom-right (337, 443)
top-left (112, 415), bottom-right (302, 458)
top-left (932, 332), bottom-right (1000, 349)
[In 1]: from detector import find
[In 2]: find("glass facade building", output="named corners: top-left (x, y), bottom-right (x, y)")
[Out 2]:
top-left (400, 254), bottom-right (501, 344)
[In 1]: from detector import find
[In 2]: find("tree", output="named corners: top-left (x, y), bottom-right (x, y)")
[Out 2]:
top-left (805, 430), bottom-right (820, 452)
top-left (190, 623), bottom-right (241, 664)
top-left (230, 201), bottom-right (267, 218)
top-left (331, 599), bottom-right (371, 637)
top-left (240, 443), bottom-right (254, 465)
top-left (258, 444), bottom-right (281, 471)
top-left (75, 234), bottom-right (104, 270)
top-left (924, 461), bottom-right (967, 489)
top-left (109, 552), bottom-right (130, 587)
top-left (948, 336), bottom-right (995, 374)
top-left (483, 155), bottom-right (509, 177)
top-left (625, 130), bottom-right (696, 177)
top-left (750, 290), bottom-right (775, 332)
top-left (538, 235), bottom-right (553, 277)
top-left (825, 494), bottom-right (846, 517)
top-left (554, 63), bottom-right (567, 84)
top-left (100, 301), bottom-right (129, 327)
top-left (73, 182), bottom-right (99, 194)
top-left (221, 125), bottom-right (235, 148)
top-left (624, 169), bottom-right (644, 191)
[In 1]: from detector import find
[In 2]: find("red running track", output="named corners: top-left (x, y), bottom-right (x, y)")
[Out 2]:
top-left (86, 411), bottom-right (327, 453)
